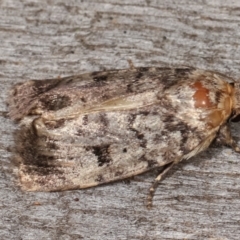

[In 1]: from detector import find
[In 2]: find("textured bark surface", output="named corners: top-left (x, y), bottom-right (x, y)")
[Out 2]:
top-left (1, 0), bottom-right (240, 239)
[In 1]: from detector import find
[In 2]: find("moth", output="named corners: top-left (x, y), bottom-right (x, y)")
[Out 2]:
top-left (8, 66), bottom-right (240, 208)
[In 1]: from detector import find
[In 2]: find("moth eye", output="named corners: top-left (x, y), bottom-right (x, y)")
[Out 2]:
top-left (231, 112), bottom-right (240, 122)
top-left (191, 81), bottom-right (213, 108)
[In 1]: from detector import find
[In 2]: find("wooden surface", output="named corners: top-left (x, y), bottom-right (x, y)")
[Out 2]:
top-left (1, 0), bottom-right (240, 239)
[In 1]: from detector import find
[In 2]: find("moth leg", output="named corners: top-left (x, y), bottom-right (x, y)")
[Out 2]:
top-left (215, 124), bottom-right (240, 153)
top-left (147, 161), bottom-right (175, 209)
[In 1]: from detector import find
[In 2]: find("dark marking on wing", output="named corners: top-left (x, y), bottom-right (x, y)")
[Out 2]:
top-left (76, 129), bottom-right (83, 136)
top-left (15, 126), bottom-right (63, 175)
top-left (92, 72), bottom-right (109, 82)
top-left (33, 78), bottom-right (64, 95)
top-left (126, 84), bottom-right (134, 93)
top-left (129, 127), bottom-right (147, 148)
top-left (92, 145), bottom-right (112, 167)
top-left (163, 114), bottom-right (201, 154)
top-left (95, 174), bottom-right (105, 183)
top-left (138, 155), bottom-right (157, 169)
top-left (114, 170), bottom-right (124, 177)
top-left (122, 148), bottom-right (127, 153)
top-left (80, 97), bottom-right (87, 103)
top-left (99, 113), bottom-right (109, 127)
top-left (161, 68), bottom-right (194, 91)
top-left (46, 141), bottom-right (59, 150)
top-left (174, 68), bottom-right (194, 77)
top-left (135, 71), bottom-right (144, 79)
top-left (40, 94), bottom-right (71, 111)
top-left (82, 115), bottom-right (88, 125)
top-left (146, 159), bottom-right (159, 168)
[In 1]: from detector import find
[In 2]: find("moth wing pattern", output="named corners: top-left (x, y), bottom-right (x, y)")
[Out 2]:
top-left (8, 67), bottom-right (239, 193)
top-left (8, 67), bottom-right (195, 120)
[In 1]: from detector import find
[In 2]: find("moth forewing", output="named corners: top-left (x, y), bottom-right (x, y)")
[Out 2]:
top-left (8, 67), bottom-right (240, 208)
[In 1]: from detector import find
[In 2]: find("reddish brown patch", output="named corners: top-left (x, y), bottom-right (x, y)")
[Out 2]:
top-left (192, 81), bottom-right (213, 108)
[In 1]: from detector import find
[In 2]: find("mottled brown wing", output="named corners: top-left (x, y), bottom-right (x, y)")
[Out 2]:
top-left (16, 102), bottom-right (215, 191)
top-left (8, 67), bottom-right (195, 121)
top-left (9, 67), bottom-right (234, 191)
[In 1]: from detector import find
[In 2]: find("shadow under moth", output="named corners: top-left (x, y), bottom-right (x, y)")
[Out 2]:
top-left (7, 66), bottom-right (240, 208)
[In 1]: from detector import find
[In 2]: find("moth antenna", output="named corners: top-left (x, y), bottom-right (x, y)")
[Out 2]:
top-left (147, 161), bottom-right (175, 209)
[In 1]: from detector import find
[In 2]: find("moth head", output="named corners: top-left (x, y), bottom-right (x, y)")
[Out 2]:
top-left (231, 81), bottom-right (240, 120)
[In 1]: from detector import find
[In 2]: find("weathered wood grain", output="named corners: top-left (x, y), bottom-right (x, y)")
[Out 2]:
top-left (1, 0), bottom-right (240, 239)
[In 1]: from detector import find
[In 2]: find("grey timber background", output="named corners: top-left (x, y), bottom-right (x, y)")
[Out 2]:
top-left (1, 0), bottom-right (240, 239)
